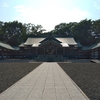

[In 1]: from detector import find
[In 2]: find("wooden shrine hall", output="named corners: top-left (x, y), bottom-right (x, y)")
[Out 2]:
top-left (19, 34), bottom-right (78, 61)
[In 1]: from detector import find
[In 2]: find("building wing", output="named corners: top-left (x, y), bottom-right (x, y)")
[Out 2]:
top-left (90, 43), bottom-right (100, 49)
top-left (0, 42), bottom-right (15, 50)
top-left (82, 43), bottom-right (100, 50)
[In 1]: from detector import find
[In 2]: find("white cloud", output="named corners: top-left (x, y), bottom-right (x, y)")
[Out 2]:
top-left (94, 0), bottom-right (100, 10)
top-left (2, 2), bottom-right (9, 8)
top-left (66, 8), bottom-right (89, 22)
top-left (14, 5), bottom-right (34, 21)
top-left (14, 3), bottom-right (90, 31)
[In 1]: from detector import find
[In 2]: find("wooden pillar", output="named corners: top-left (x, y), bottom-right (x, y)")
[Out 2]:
top-left (23, 48), bottom-right (24, 58)
top-left (36, 48), bottom-right (37, 55)
top-left (1, 48), bottom-right (3, 59)
top-left (98, 48), bottom-right (100, 59)
top-left (63, 47), bottom-right (65, 56)
top-left (44, 48), bottom-right (45, 56)
top-left (28, 47), bottom-right (30, 58)
top-left (36, 47), bottom-right (38, 56)
top-left (94, 49), bottom-right (95, 58)
top-left (56, 48), bottom-right (57, 56)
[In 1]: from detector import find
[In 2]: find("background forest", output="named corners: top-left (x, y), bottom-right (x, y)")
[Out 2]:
top-left (0, 19), bottom-right (100, 46)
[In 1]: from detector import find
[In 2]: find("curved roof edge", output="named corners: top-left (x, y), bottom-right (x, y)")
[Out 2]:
top-left (0, 42), bottom-right (18, 50)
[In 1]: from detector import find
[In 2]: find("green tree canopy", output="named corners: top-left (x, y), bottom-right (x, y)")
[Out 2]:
top-left (0, 19), bottom-right (100, 46)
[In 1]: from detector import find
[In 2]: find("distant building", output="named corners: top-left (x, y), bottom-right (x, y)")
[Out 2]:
top-left (78, 42), bottom-right (100, 59)
top-left (0, 34), bottom-right (100, 61)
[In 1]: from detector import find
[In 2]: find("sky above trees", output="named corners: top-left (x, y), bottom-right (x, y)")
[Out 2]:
top-left (0, 0), bottom-right (100, 31)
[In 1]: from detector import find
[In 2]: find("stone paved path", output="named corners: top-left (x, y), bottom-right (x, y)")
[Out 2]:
top-left (91, 59), bottom-right (100, 63)
top-left (0, 62), bottom-right (90, 100)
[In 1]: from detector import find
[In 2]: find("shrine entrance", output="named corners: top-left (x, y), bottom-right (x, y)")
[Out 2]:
top-left (46, 48), bottom-right (55, 55)
top-left (40, 40), bottom-right (61, 56)
top-left (37, 34), bottom-right (65, 61)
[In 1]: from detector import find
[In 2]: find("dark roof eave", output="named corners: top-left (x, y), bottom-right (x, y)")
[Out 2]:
top-left (39, 40), bottom-right (61, 47)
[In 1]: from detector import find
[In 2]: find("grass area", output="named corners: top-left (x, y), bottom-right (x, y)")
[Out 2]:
top-left (58, 63), bottom-right (100, 100)
top-left (0, 62), bottom-right (41, 93)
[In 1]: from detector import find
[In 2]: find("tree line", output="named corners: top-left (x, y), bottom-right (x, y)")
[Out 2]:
top-left (0, 19), bottom-right (100, 46)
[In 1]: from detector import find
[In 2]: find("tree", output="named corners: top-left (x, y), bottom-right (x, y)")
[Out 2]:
top-left (53, 23), bottom-right (70, 36)
top-left (0, 21), bottom-right (5, 42)
top-left (72, 19), bottom-right (92, 45)
top-left (91, 19), bottom-right (100, 43)
top-left (0, 19), bottom-right (100, 46)
top-left (31, 24), bottom-right (46, 35)
top-left (25, 24), bottom-right (46, 36)
top-left (2, 21), bottom-right (26, 46)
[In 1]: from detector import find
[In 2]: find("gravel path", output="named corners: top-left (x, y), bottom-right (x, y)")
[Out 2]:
top-left (58, 63), bottom-right (100, 100)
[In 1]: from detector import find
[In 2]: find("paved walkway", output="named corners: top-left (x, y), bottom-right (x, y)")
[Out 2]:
top-left (0, 62), bottom-right (90, 100)
top-left (91, 59), bottom-right (100, 63)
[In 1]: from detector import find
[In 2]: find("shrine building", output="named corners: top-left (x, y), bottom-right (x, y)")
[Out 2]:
top-left (0, 34), bottom-right (100, 61)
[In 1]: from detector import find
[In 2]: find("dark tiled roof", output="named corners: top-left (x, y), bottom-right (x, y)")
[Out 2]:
top-left (82, 43), bottom-right (100, 50)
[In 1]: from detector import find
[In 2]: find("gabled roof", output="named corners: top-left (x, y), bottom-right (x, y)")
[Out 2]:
top-left (82, 42), bottom-right (100, 50)
top-left (39, 39), bottom-right (62, 47)
top-left (60, 43), bottom-right (69, 47)
top-left (90, 43), bottom-right (100, 49)
top-left (0, 42), bottom-right (15, 50)
top-left (19, 43), bottom-right (24, 47)
top-left (24, 37), bottom-right (44, 45)
top-left (56, 37), bottom-right (77, 45)
top-left (40, 34), bottom-right (61, 44)
top-left (82, 46), bottom-right (90, 50)
top-left (32, 43), bottom-right (41, 47)
top-left (23, 35), bottom-right (77, 47)
top-left (76, 42), bottom-right (82, 47)
top-left (12, 47), bottom-right (20, 50)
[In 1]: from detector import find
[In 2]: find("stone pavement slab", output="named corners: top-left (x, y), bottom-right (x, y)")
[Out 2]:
top-left (91, 59), bottom-right (100, 63)
top-left (0, 62), bottom-right (90, 100)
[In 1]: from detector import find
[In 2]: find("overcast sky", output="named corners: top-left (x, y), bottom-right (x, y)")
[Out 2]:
top-left (0, 0), bottom-right (100, 31)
